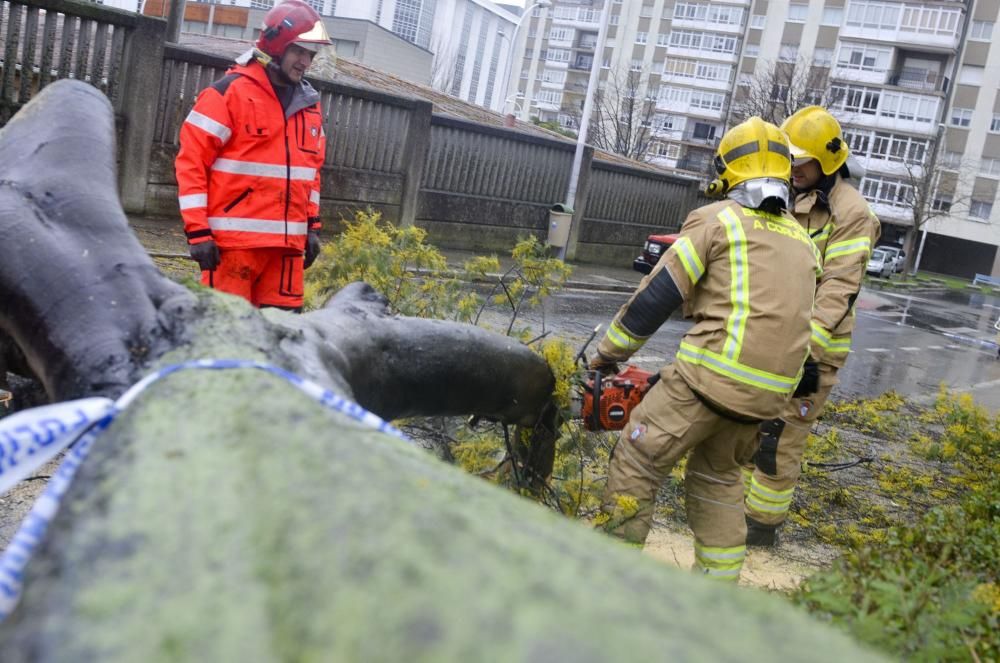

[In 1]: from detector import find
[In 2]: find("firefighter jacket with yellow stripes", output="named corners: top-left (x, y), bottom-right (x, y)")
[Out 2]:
top-left (795, 176), bottom-right (881, 367)
top-left (175, 62), bottom-right (325, 251)
top-left (597, 200), bottom-right (821, 421)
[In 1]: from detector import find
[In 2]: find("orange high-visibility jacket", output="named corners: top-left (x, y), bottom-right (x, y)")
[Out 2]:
top-left (175, 62), bottom-right (325, 251)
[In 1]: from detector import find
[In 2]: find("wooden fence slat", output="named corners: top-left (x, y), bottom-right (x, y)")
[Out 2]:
top-left (3, 3), bottom-right (23, 104)
top-left (153, 58), bottom-right (177, 143)
top-left (57, 14), bottom-right (75, 79)
top-left (90, 21), bottom-right (108, 94)
top-left (74, 18), bottom-right (92, 81)
top-left (359, 100), bottom-right (380, 170)
top-left (105, 24), bottom-right (124, 108)
top-left (17, 6), bottom-right (38, 104)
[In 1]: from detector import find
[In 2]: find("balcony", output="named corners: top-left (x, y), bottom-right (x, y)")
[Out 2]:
top-left (551, 7), bottom-right (600, 28)
top-left (839, 12), bottom-right (963, 53)
top-left (888, 67), bottom-right (946, 93)
top-left (664, 45), bottom-right (739, 64)
top-left (575, 40), bottom-right (597, 51)
top-left (569, 56), bottom-right (594, 71)
top-left (671, 18), bottom-right (743, 34)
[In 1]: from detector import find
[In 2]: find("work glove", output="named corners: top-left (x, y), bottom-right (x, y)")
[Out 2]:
top-left (588, 352), bottom-right (619, 375)
top-left (304, 230), bottom-right (321, 270)
top-left (793, 360), bottom-right (819, 398)
top-left (189, 239), bottom-right (220, 271)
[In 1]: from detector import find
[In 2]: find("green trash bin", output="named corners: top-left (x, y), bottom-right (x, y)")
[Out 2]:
top-left (547, 203), bottom-right (573, 248)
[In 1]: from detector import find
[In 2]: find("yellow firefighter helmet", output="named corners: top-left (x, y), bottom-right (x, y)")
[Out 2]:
top-left (705, 117), bottom-right (791, 207)
top-left (780, 105), bottom-right (849, 175)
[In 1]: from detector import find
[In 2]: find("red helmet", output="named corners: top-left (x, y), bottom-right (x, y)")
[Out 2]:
top-left (256, 0), bottom-right (332, 59)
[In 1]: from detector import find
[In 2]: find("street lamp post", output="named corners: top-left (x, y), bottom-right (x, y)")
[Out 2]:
top-left (497, 0), bottom-right (552, 122)
top-left (558, 0), bottom-right (612, 260)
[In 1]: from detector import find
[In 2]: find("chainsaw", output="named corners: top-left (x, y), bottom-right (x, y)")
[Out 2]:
top-left (571, 325), bottom-right (658, 431)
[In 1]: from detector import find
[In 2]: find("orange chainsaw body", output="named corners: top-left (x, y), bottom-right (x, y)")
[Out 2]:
top-left (581, 365), bottom-right (656, 431)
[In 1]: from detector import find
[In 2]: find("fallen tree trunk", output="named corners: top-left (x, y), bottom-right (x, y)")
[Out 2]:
top-left (0, 80), bottom-right (881, 661)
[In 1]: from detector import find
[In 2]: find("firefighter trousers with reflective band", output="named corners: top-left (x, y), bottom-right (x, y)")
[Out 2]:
top-left (202, 247), bottom-right (305, 309)
top-left (743, 363), bottom-right (840, 526)
top-left (602, 364), bottom-right (759, 581)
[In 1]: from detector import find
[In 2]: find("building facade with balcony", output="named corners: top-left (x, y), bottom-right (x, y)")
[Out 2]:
top-left (738, 0), bottom-right (1000, 277)
top-left (511, 0), bottom-right (750, 173)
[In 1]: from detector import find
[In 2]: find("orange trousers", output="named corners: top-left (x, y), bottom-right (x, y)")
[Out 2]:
top-left (201, 247), bottom-right (305, 309)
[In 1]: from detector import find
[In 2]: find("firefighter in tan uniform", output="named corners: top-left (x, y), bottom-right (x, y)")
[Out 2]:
top-left (590, 117), bottom-right (821, 580)
top-left (744, 106), bottom-right (881, 546)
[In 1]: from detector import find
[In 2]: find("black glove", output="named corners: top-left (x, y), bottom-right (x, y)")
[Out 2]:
top-left (304, 230), bottom-right (321, 269)
top-left (189, 239), bottom-right (220, 271)
top-left (793, 360), bottom-right (819, 398)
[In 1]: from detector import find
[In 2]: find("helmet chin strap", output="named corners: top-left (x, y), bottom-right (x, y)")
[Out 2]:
top-left (253, 48), bottom-right (295, 86)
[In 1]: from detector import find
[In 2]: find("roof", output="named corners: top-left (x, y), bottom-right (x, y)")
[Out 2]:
top-left (177, 32), bottom-right (701, 181)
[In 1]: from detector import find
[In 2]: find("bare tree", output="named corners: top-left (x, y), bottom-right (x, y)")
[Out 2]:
top-left (729, 56), bottom-right (842, 126)
top-left (429, 35), bottom-right (460, 95)
top-left (565, 67), bottom-right (657, 162)
top-left (897, 133), bottom-right (978, 274)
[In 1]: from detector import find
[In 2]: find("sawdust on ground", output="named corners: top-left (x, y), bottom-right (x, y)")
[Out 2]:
top-left (642, 524), bottom-right (839, 592)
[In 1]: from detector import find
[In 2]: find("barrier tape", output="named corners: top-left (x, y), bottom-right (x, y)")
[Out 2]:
top-left (0, 359), bottom-right (407, 620)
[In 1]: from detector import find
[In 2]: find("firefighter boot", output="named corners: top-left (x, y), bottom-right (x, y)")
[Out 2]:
top-left (745, 516), bottom-right (779, 548)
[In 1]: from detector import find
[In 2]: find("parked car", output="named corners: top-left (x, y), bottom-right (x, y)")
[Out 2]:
top-left (633, 233), bottom-right (679, 274)
top-left (876, 245), bottom-right (906, 274)
top-left (866, 248), bottom-right (894, 279)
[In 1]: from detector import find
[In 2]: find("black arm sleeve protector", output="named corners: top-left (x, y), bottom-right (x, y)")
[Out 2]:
top-left (620, 268), bottom-right (684, 338)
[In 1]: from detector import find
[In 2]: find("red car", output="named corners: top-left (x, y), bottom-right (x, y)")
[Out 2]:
top-left (633, 233), bottom-right (679, 274)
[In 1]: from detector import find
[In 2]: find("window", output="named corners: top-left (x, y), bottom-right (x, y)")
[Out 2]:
top-left (640, 4), bottom-right (654, 18)
top-left (991, 114), bottom-right (1000, 133)
top-left (932, 194), bottom-right (952, 212)
top-left (951, 107), bottom-right (973, 127)
top-left (860, 174), bottom-right (914, 209)
top-left (668, 30), bottom-right (739, 55)
top-left (635, 32), bottom-right (648, 44)
top-left (779, 43), bottom-right (799, 62)
top-left (630, 58), bottom-right (643, 71)
top-left (821, 6), bottom-right (843, 26)
top-left (970, 20), bottom-right (994, 40)
top-left (959, 65), bottom-right (985, 86)
top-left (744, 44), bottom-right (760, 57)
top-left (654, 113), bottom-right (679, 133)
top-left (690, 90), bottom-right (725, 111)
top-left (982, 157), bottom-right (1000, 178)
top-left (813, 47), bottom-right (834, 67)
top-left (837, 45), bottom-right (891, 72)
top-left (546, 49), bottom-right (570, 62)
top-left (846, 2), bottom-right (900, 30)
top-left (788, 3), bottom-right (808, 22)
top-left (844, 130), bottom-right (872, 157)
top-left (900, 5), bottom-right (961, 37)
top-left (751, 14), bottom-right (766, 29)
top-left (940, 151), bottom-right (962, 170)
top-left (535, 89), bottom-right (562, 105)
top-left (547, 28), bottom-right (571, 42)
top-left (541, 69), bottom-right (566, 84)
top-left (970, 200), bottom-right (993, 220)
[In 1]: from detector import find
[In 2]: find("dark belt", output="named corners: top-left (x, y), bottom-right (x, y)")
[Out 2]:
top-left (690, 387), bottom-right (762, 425)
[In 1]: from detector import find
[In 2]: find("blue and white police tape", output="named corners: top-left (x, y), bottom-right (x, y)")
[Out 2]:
top-left (0, 359), bottom-right (408, 620)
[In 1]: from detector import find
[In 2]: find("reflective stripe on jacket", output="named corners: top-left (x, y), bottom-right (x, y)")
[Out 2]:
top-left (794, 176), bottom-right (881, 367)
top-left (175, 63), bottom-right (325, 251)
top-left (597, 200), bottom-right (819, 420)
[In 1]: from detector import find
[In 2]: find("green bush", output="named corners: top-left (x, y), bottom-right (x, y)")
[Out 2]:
top-left (796, 387), bottom-right (1000, 661)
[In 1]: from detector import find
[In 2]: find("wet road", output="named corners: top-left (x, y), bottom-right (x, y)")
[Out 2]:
top-left (498, 285), bottom-right (1000, 409)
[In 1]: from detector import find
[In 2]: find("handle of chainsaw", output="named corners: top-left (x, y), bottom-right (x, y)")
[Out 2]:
top-left (646, 373), bottom-right (660, 387)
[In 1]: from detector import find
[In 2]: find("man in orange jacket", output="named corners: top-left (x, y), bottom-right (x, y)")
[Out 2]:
top-left (175, 0), bottom-right (331, 311)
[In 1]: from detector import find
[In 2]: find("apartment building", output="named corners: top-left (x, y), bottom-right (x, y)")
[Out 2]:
top-left (513, 0), bottom-right (749, 173)
top-left (335, 0), bottom-right (517, 109)
top-left (746, 0), bottom-right (1000, 276)
top-left (513, 0), bottom-right (1000, 277)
